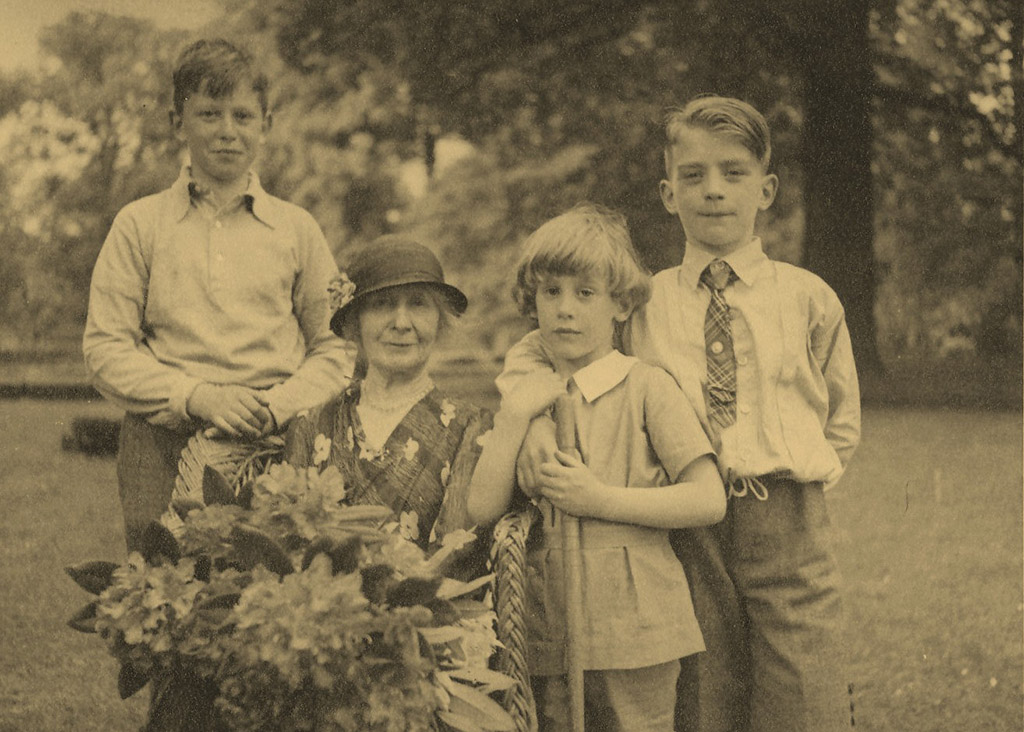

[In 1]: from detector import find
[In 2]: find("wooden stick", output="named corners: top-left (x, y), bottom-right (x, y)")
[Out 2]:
top-left (554, 394), bottom-right (585, 732)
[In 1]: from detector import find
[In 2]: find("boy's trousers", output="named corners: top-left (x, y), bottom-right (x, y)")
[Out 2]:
top-left (116, 413), bottom-right (193, 553)
top-left (672, 476), bottom-right (852, 732)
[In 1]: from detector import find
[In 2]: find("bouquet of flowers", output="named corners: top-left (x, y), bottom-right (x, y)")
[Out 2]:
top-left (66, 462), bottom-right (516, 731)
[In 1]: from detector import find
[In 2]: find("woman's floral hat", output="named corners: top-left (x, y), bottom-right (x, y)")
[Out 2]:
top-left (329, 235), bottom-right (468, 336)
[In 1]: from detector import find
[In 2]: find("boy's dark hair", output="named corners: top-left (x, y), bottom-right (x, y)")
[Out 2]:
top-left (172, 39), bottom-right (269, 116)
top-left (663, 95), bottom-right (772, 174)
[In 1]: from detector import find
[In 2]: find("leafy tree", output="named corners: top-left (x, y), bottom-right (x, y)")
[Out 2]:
top-left (0, 12), bottom-right (187, 348)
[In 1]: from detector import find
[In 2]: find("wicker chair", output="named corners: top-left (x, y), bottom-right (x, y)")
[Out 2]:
top-left (166, 431), bottom-right (539, 732)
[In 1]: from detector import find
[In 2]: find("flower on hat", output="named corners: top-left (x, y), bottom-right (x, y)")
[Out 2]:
top-left (328, 271), bottom-right (356, 312)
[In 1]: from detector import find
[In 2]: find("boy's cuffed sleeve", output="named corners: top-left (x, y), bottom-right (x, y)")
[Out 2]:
top-left (494, 329), bottom-right (556, 399)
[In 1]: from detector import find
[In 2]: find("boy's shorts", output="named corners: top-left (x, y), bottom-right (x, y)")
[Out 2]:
top-left (533, 659), bottom-right (680, 732)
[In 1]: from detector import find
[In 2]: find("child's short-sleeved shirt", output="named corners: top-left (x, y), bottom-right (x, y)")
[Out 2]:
top-left (526, 350), bottom-right (715, 674)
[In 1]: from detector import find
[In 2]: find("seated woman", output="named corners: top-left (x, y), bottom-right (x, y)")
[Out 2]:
top-left (282, 235), bottom-right (491, 550)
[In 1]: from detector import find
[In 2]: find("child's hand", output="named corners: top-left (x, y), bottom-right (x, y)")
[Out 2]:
top-left (537, 449), bottom-right (607, 518)
top-left (188, 384), bottom-right (273, 439)
top-left (500, 371), bottom-right (566, 423)
top-left (516, 416), bottom-right (557, 498)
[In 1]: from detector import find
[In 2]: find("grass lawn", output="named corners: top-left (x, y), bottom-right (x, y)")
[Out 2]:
top-left (0, 397), bottom-right (1020, 731)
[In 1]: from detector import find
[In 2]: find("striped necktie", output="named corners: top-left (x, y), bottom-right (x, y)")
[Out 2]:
top-left (700, 259), bottom-right (737, 431)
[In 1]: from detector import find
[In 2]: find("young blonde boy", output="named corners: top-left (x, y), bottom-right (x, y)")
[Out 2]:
top-left (470, 203), bottom-right (725, 731)
top-left (500, 98), bottom-right (861, 731)
top-left (83, 39), bottom-right (349, 552)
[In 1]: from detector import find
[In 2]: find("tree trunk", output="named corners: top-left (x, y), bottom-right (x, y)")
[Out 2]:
top-left (799, 0), bottom-right (883, 374)
top-left (1010, 2), bottom-right (1023, 322)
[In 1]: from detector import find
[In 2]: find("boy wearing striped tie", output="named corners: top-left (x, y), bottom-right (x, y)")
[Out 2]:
top-left (499, 96), bottom-right (861, 731)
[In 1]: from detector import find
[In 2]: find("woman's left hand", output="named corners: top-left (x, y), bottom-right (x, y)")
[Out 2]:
top-left (537, 450), bottom-right (607, 518)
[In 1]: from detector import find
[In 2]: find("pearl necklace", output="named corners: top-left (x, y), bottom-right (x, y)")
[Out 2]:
top-left (359, 374), bottom-right (434, 415)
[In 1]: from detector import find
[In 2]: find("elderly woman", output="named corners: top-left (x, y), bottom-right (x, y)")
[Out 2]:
top-left (282, 236), bottom-right (492, 549)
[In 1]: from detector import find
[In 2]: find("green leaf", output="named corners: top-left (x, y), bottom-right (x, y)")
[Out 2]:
top-left (446, 680), bottom-right (516, 731)
top-left (335, 504), bottom-right (394, 522)
top-left (437, 709), bottom-right (486, 732)
top-left (202, 465), bottom-right (236, 506)
top-left (64, 560), bottom-right (119, 595)
top-left (117, 662), bottom-right (150, 700)
top-left (67, 601), bottom-right (99, 633)
top-left (386, 577), bottom-right (442, 607)
top-left (302, 535), bottom-right (364, 575)
top-left (229, 525), bottom-right (294, 576)
top-left (171, 497), bottom-right (204, 521)
top-left (140, 521), bottom-right (181, 565)
top-left (445, 666), bottom-right (517, 692)
top-left (235, 480), bottom-right (254, 509)
top-left (425, 597), bottom-right (459, 625)
top-left (197, 593), bottom-right (240, 610)
top-left (437, 574), bottom-right (493, 600)
top-left (418, 626), bottom-right (464, 645)
top-left (194, 607), bottom-right (231, 625)
top-left (360, 564), bottom-right (396, 604)
top-left (193, 554), bottom-right (211, 582)
top-left (447, 599), bottom-right (493, 619)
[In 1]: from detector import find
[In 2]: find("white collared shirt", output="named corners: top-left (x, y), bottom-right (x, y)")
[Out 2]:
top-left (627, 238), bottom-right (860, 485)
top-left (570, 349), bottom-right (637, 403)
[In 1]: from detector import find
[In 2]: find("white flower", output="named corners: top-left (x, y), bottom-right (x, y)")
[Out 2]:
top-left (327, 271), bottom-right (357, 312)
top-left (441, 529), bottom-right (475, 551)
top-left (440, 399), bottom-right (456, 427)
top-left (440, 461), bottom-right (451, 487)
top-left (403, 438), bottom-right (419, 461)
top-left (399, 511), bottom-right (420, 542)
top-left (312, 434), bottom-right (331, 465)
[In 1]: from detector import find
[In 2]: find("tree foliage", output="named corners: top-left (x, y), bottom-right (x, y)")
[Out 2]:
top-left (0, 0), bottom-right (1017, 368)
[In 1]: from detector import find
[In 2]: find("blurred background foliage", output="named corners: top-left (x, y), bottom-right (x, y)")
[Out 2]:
top-left (0, 0), bottom-right (1019, 389)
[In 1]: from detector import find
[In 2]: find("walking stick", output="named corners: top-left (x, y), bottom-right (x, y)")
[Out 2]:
top-left (554, 394), bottom-right (585, 732)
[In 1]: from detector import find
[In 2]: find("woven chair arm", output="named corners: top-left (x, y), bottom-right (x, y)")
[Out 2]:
top-left (491, 507), bottom-right (539, 732)
top-left (160, 433), bottom-right (284, 534)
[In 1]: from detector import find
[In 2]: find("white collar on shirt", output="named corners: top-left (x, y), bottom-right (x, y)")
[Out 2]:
top-left (570, 349), bottom-right (638, 403)
top-left (679, 237), bottom-right (770, 290)
top-left (170, 165), bottom-right (282, 229)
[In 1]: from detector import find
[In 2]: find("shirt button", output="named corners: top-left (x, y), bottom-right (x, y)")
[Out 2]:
top-left (214, 220), bottom-right (222, 228)
top-left (738, 355), bottom-right (748, 365)
top-left (711, 341), bottom-right (724, 355)
top-left (740, 404), bottom-right (750, 414)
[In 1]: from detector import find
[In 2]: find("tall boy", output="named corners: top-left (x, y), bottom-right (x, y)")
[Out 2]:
top-left (83, 39), bottom-right (350, 552)
top-left (500, 96), bottom-right (861, 731)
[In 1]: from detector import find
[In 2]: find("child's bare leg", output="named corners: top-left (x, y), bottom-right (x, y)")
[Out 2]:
top-left (585, 662), bottom-right (680, 732)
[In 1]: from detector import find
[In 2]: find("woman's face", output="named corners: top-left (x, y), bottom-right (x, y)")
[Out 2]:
top-left (357, 285), bottom-right (441, 382)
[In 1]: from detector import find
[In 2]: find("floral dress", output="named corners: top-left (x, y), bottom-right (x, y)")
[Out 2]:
top-left (282, 381), bottom-right (493, 550)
